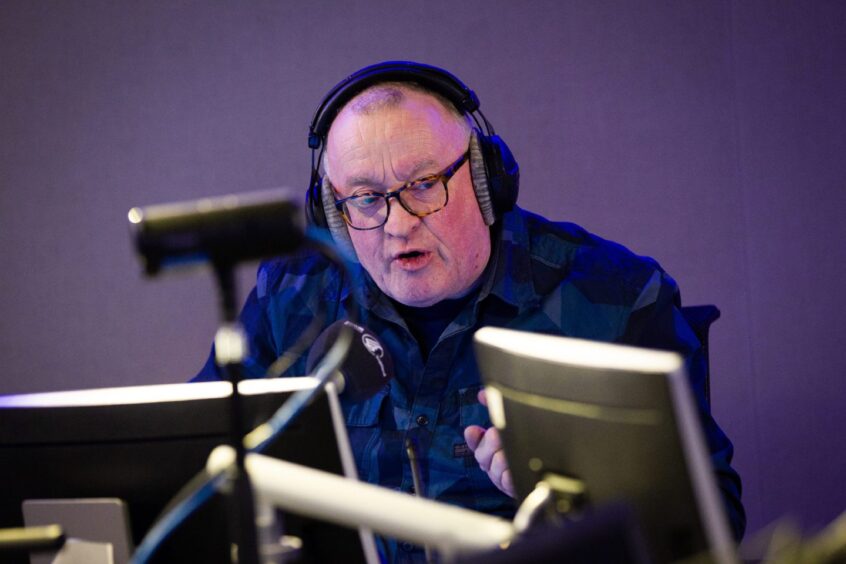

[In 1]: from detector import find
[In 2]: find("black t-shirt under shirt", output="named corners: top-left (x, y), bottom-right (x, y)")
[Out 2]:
top-left (393, 292), bottom-right (477, 363)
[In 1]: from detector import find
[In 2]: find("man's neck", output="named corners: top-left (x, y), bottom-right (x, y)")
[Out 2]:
top-left (393, 292), bottom-right (478, 363)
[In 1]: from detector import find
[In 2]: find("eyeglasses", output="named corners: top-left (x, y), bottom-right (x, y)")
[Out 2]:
top-left (332, 149), bottom-right (469, 230)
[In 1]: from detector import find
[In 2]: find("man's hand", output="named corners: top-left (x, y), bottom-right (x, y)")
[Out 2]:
top-left (463, 389), bottom-right (515, 497)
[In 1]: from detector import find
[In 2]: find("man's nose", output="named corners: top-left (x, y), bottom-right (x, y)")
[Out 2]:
top-left (382, 198), bottom-right (420, 237)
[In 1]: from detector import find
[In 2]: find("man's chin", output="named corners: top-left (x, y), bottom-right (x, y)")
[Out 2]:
top-left (386, 286), bottom-right (444, 308)
top-left (391, 294), bottom-right (441, 308)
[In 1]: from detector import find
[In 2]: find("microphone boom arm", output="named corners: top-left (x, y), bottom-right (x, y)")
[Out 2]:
top-left (207, 446), bottom-right (515, 559)
top-left (244, 323), bottom-right (354, 452)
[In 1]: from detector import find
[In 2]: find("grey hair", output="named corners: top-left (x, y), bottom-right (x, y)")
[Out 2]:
top-left (322, 82), bottom-right (472, 180)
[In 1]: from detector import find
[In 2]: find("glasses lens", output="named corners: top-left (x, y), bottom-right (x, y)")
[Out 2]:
top-left (398, 178), bottom-right (447, 216)
top-left (339, 178), bottom-right (448, 229)
top-left (341, 194), bottom-right (388, 229)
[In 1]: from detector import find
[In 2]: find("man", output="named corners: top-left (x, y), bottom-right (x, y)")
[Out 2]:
top-left (197, 61), bottom-right (744, 561)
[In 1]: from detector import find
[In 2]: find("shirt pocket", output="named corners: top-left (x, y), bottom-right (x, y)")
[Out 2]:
top-left (342, 386), bottom-right (389, 482)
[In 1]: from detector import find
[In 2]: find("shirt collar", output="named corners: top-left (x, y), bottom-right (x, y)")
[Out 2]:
top-left (481, 207), bottom-right (540, 312)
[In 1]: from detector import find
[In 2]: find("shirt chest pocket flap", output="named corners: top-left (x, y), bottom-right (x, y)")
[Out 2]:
top-left (341, 386), bottom-right (389, 479)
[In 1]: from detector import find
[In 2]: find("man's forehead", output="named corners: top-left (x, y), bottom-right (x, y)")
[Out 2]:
top-left (336, 143), bottom-right (441, 188)
top-left (326, 97), bottom-right (466, 186)
top-left (330, 87), bottom-right (466, 143)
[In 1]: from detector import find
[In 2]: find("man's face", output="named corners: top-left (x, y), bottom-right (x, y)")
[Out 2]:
top-left (325, 90), bottom-right (491, 307)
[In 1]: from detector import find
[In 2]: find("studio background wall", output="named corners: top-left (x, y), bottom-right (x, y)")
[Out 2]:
top-left (2, 0), bottom-right (844, 541)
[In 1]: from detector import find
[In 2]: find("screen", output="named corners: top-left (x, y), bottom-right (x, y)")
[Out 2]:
top-left (473, 327), bottom-right (735, 563)
top-left (0, 378), bottom-right (368, 563)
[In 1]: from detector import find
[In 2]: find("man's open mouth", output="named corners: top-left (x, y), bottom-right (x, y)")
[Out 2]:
top-left (392, 250), bottom-right (431, 270)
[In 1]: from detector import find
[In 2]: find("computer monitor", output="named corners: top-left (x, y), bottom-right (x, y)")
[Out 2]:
top-left (0, 378), bottom-right (372, 563)
top-left (473, 327), bottom-right (735, 563)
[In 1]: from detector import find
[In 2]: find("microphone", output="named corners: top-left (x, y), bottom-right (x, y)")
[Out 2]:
top-left (244, 320), bottom-right (392, 452)
top-left (306, 320), bottom-right (394, 402)
top-left (128, 188), bottom-right (304, 276)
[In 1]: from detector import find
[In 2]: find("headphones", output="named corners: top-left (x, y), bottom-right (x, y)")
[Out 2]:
top-left (304, 61), bottom-right (519, 252)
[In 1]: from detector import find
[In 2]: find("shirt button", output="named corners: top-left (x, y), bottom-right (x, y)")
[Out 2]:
top-left (416, 414), bottom-right (429, 427)
top-left (400, 542), bottom-right (414, 552)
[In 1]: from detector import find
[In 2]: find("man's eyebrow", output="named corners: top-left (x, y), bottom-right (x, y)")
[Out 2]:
top-left (344, 158), bottom-right (440, 191)
top-left (406, 158), bottom-right (439, 179)
top-left (346, 175), bottom-right (383, 189)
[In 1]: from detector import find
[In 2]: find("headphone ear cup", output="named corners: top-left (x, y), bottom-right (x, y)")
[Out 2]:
top-left (480, 134), bottom-right (519, 218)
top-left (320, 176), bottom-right (358, 260)
top-left (305, 170), bottom-right (328, 228)
top-left (468, 131), bottom-right (497, 226)
top-left (469, 130), bottom-right (519, 223)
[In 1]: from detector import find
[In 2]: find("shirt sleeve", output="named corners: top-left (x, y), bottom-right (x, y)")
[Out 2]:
top-left (191, 281), bottom-right (280, 382)
top-left (621, 270), bottom-right (746, 541)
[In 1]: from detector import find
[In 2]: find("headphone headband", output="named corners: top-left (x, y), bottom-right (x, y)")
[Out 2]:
top-left (305, 61), bottom-right (518, 239)
top-left (308, 61), bottom-right (481, 150)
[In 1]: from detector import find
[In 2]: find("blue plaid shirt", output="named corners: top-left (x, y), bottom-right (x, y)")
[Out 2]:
top-left (196, 206), bottom-right (744, 562)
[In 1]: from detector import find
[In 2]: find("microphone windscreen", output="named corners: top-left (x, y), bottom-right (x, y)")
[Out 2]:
top-left (129, 188), bottom-right (304, 276)
top-left (306, 320), bottom-right (393, 401)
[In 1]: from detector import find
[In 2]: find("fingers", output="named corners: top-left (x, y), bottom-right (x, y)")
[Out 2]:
top-left (488, 451), bottom-right (514, 496)
top-left (466, 388), bottom-right (515, 497)
top-left (477, 388), bottom-right (487, 407)
top-left (500, 470), bottom-right (515, 497)
top-left (472, 426), bottom-right (503, 472)
top-left (464, 425), bottom-right (486, 451)
top-left (469, 427), bottom-right (515, 497)
top-left (489, 446), bottom-right (509, 479)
